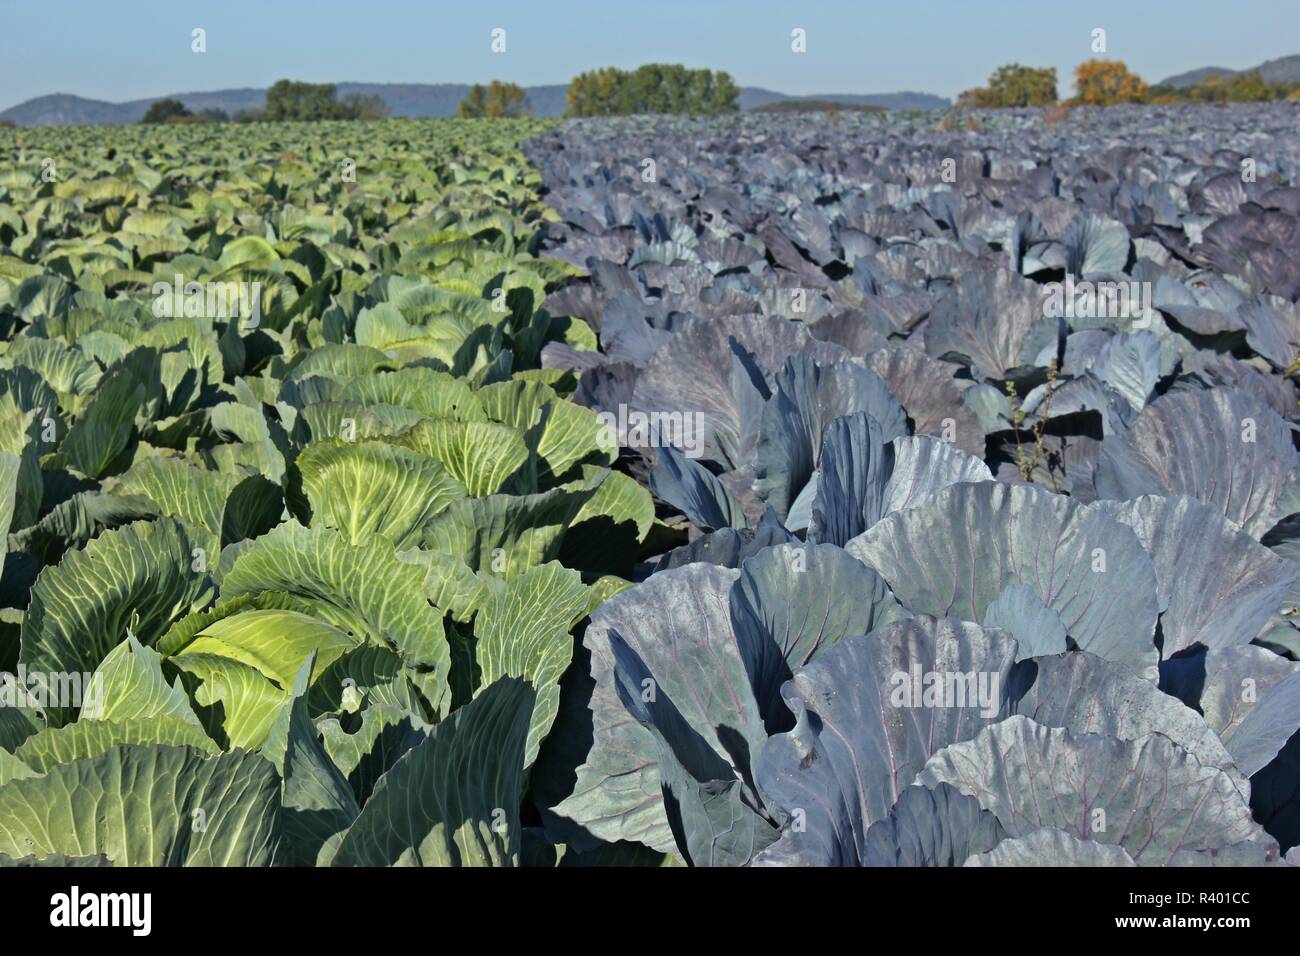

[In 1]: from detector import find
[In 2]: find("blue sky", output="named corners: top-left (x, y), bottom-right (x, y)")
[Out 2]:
top-left (3, 0), bottom-right (1298, 110)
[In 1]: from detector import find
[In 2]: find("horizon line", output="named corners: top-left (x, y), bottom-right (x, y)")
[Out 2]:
top-left (0, 79), bottom-right (952, 116)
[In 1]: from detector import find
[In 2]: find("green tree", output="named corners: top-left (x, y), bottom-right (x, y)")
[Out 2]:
top-left (458, 84), bottom-right (488, 117)
top-left (711, 71), bottom-right (740, 114)
top-left (959, 64), bottom-right (1057, 107)
top-left (574, 67), bottom-right (624, 115)
top-left (1222, 71), bottom-right (1273, 102)
top-left (264, 80), bottom-right (353, 121)
top-left (459, 81), bottom-right (530, 118)
top-left (484, 81), bottom-right (531, 117)
top-left (565, 64), bottom-right (739, 116)
top-left (987, 64), bottom-right (1057, 106)
top-left (141, 98), bottom-right (190, 123)
top-left (341, 93), bottom-right (389, 120)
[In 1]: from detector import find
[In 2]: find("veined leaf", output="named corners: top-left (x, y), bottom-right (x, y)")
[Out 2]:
top-left (0, 745), bottom-right (282, 866)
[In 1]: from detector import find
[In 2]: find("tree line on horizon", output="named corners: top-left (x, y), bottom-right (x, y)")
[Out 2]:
top-left (958, 59), bottom-right (1300, 109)
top-left (138, 68), bottom-right (892, 125)
top-left (138, 66), bottom-right (742, 125)
top-left (458, 65), bottom-right (741, 118)
top-left (141, 80), bottom-right (389, 124)
top-left (129, 58), bottom-right (1300, 127)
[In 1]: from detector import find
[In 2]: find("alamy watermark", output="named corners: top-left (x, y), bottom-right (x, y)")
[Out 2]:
top-left (151, 275), bottom-right (262, 328)
top-left (0, 666), bottom-right (101, 712)
top-left (888, 664), bottom-right (1000, 718)
top-left (50, 886), bottom-right (151, 936)
top-left (1041, 275), bottom-right (1152, 324)
top-left (596, 404), bottom-right (707, 459)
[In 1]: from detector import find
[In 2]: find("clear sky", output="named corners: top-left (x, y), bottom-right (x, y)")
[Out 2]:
top-left (2, 0), bottom-right (1298, 110)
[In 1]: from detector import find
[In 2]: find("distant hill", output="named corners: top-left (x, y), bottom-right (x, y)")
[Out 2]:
top-left (739, 87), bottom-right (949, 111)
top-left (0, 82), bottom-right (948, 126)
top-left (1156, 66), bottom-right (1237, 89)
top-left (1159, 53), bottom-right (1300, 88)
top-left (0, 93), bottom-right (144, 126)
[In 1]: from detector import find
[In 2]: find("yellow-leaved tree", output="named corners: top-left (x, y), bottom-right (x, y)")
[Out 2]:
top-left (1072, 59), bottom-right (1148, 105)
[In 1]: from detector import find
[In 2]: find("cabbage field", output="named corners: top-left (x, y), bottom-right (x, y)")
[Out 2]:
top-left (1, 103), bottom-right (1299, 867)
